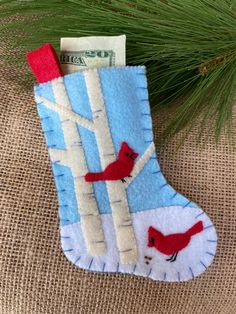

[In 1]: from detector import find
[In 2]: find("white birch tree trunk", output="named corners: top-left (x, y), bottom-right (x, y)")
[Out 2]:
top-left (38, 77), bottom-right (106, 257)
top-left (84, 70), bottom-right (138, 264)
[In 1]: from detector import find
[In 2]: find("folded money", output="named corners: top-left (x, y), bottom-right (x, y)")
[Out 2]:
top-left (60, 35), bottom-right (126, 74)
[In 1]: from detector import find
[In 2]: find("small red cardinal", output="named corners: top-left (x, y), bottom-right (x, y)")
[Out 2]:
top-left (85, 142), bottom-right (138, 183)
top-left (148, 221), bottom-right (204, 262)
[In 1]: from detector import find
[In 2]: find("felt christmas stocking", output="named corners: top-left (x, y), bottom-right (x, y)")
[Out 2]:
top-left (27, 44), bottom-right (217, 282)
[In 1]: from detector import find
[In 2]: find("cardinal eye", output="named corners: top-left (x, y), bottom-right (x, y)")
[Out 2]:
top-left (126, 153), bottom-right (129, 156)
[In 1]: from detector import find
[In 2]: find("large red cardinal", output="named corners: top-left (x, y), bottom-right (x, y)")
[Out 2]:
top-left (148, 221), bottom-right (204, 262)
top-left (85, 142), bottom-right (138, 183)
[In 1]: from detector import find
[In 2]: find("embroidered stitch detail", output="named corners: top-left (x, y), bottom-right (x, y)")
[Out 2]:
top-left (116, 262), bottom-right (119, 272)
top-left (195, 211), bottom-right (204, 218)
top-left (132, 264), bottom-right (137, 274)
top-left (147, 221), bottom-right (204, 262)
top-left (160, 183), bottom-right (168, 189)
top-left (171, 191), bottom-right (178, 199)
top-left (64, 249), bottom-right (73, 252)
top-left (102, 263), bottom-right (106, 271)
top-left (206, 251), bottom-right (215, 256)
top-left (147, 268), bottom-right (152, 277)
top-left (204, 224), bottom-right (214, 229)
top-left (88, 258), bottom-right (94, 270)
top-left (200, 260), bottom-right (207, 269)
top-left (189, 267), bottom-right (194, 279)
top-left (74, 256), bottom-right (81, 264)
top-left (183, 200), bottom-right (192, 208)
top-left (152, 171), bottom-right (161, 174)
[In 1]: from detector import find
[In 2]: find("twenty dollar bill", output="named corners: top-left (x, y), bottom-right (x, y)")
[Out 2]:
top-left (60, 35), bottom-right (126, 74)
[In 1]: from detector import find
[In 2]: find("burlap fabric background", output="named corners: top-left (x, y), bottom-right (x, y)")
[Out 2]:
top-left (0, 49), bottom-right (236, 313)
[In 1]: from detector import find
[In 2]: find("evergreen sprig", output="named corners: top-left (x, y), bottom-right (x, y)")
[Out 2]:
top-left (1, 0), bottom-right (236, 142)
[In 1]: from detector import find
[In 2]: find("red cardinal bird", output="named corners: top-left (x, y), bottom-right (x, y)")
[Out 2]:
top-left (148, 221), bottom-right (204, 262)
top-left (85, 142), bottom-right (138, 183)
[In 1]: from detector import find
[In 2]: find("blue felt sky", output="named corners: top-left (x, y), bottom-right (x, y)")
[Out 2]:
top-left (35, 67), bottom-right (198, 226)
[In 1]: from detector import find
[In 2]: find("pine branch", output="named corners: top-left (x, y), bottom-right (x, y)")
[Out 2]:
top-left (1, 0), bottom-right (236, 142)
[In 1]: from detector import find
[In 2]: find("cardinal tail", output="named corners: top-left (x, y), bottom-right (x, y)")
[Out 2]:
top-left (186, 221), bottom-right (204, 237)
top-left (85, 172), bottom-right (105, 182)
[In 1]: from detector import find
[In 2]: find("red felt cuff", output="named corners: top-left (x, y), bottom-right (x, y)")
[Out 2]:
top-left (27, 43), bottom-right (62, 83)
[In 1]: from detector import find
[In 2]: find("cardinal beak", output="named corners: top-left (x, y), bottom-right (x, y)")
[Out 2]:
top-left (130, 153), bottom-right (139, 160)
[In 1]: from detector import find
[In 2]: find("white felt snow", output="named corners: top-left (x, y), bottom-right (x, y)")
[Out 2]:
top-left (60, 206), bottom-right (217, 282)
